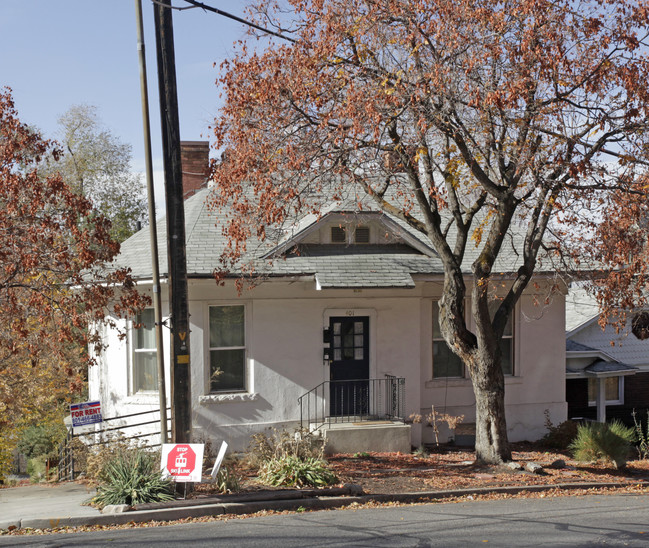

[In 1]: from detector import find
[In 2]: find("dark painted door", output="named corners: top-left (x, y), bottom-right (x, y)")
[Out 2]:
top-left (329, 316), bottom-right (369, 416)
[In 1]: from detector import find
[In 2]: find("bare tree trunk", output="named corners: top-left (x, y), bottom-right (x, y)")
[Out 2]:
top-left (439, 269), bottom-right (512, 464)
top-left (471, 354), bottom-right (511, 463)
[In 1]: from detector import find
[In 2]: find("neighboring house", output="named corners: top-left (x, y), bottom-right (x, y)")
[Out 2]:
top-left (89, 142), bottom-right (567, 452)
top-left (566, 288), bottom-right (648, 424)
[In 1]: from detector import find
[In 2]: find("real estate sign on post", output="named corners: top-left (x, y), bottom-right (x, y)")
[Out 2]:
top-left (161, 443), bottom-right (204, 483)
top-left (70, 400), bottom-right (102, 428)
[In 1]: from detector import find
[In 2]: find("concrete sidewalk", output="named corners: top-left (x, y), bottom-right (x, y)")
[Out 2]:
top-left (0, 483), bottom-right (99, 530)
top-left (0, 480), bottom-right (646, 531)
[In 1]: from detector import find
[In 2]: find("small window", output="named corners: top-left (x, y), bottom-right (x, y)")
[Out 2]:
top-left (354, 226), bottom-right (370, 243)
top-left (432, 302), bottom-right (464, 378)
top-left (331, 226), bottom-right (346, 243)
top-left (209, 305), bottom-right (246, 392)
top-left (588, 377), bottom-right (623, 406)
top-left (133, 308), bottom-right (158, 392)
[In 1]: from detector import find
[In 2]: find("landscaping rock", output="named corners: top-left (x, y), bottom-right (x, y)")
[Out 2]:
top-left (474, 473), bottom-right (496, 480)
top-left (101, 504), bottom-right (131, 514)
top-left (343, 483), bottom-right (365, 496)
top-left (525, 462), bottom-right (544, 474)
top-left (505, 461), bottom-right (523, 471)
top-left (549, 459), bottom-right (566, 469)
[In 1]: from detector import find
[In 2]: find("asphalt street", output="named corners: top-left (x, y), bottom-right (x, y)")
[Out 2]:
top-left (1, 493), bottom-right (648, 547)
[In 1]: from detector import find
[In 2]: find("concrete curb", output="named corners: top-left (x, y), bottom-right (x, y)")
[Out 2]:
top-left (2, 481), bottom-right (647, 531)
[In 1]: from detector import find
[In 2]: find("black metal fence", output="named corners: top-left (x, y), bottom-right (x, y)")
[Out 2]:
top-left (57, 407), bottom-right (170, 481)
top-left (299, 376), bottom-right (405, 431)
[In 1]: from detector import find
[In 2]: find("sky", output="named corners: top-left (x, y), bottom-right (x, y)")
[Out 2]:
top-left (0, 0), bottom-right (257, 206)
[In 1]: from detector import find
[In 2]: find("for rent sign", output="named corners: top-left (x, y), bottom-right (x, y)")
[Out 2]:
top-left (161, 443), bottom-right (204, 483)
top-left (70, 400), bottom-right (102, 428)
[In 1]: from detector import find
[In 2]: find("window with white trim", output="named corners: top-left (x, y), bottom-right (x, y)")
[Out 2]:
top-left (209, 305), bottom-right (246, 392)
top-left (132, 308), bottom-right (157, 392)
top-left (432, 302), bottom-right (464, 378)
top-left (588, 377), bottom-right (623, 406)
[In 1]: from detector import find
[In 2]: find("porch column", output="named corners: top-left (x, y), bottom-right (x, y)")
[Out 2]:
top-left (596, 377), bottom-right (606, 423)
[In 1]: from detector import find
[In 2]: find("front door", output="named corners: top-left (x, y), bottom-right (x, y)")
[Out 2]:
top-left (329, 316), bottom-right (369, 417)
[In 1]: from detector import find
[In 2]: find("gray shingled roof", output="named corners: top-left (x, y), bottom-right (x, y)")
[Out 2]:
top-left (584, 359), bottom-right (638, 375)
top-left (566, 340), bottom-right (597, 352)
top-left (110, 186), bottom-right (543, 287)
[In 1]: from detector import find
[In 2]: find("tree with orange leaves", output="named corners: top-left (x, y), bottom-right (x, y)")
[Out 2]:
top-left (210, 0), bottom-right (649, 463)
top-left (0, 89), bottom-right (147, 477)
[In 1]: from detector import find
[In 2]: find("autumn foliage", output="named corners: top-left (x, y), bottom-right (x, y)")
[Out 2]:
top-left (210, 0), bottom-right (649, 463)
top-left (0, 89), bottom-right (147, 477)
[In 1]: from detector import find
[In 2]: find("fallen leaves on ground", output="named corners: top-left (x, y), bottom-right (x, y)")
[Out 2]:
top-left (326, 443), bottom-right (649, 494)
top-left (3, 443), bottom-right (648, 537)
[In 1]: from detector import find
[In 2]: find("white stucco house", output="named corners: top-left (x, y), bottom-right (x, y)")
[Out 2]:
top-left (89, 144), bottom-right (568, 453)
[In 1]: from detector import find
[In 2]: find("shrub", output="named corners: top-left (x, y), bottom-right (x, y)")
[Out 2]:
top-left (91, 450), bottom-right (175, 508)
top-left (541, 420), bottom-right (579, 450)
top-left (569, 421), bottom-right (635, 469)
top-left (247, 428), bottom-right (326, 468)
top-left (84, 434), bottom-right (147, 483)
top-left (258, 455), bottom-right (338, 488)
top-left (17, 423), bottom-right (66, 460)
top-left (27, 455), bottom-right (47, 483)
top-left (0, 430), bottom-right (19, 483)
top-left (213, 465), bottom-right (241, 493)
top-left (632, 410), bottom-right (649, 460)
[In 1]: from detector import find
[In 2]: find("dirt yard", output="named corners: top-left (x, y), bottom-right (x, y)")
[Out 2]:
top-left (210, 443), bottom-right (649, 496)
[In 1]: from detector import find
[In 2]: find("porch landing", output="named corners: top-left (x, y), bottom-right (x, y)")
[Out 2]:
top-left (315, 421), bottom-right (411, 455)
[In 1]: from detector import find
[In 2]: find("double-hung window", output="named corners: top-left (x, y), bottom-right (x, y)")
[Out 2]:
top-left (209, 305), bottom-right (246, 392)
top-left (432, 302), bottom-right (464, 378)
top-left (133, 308), bottom-right (157, 392)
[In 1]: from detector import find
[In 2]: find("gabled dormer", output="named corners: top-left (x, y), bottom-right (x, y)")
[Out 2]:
top-left (263, 211), bottom-right (437, 259)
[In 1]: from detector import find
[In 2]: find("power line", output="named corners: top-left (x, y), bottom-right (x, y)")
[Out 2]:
top-left (152, 0), bottom-right (297, 43)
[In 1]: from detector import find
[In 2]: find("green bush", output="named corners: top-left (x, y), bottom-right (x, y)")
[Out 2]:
top-left (27, 455), bottom-right (47, 483)
top-left (569, 420), bottom-right (635, 469)
top-left (258, 455), bottom-right (338, 488)
top-left (17, 423), bottom-right (66, 460)
top-left (91, 450), bottom-right (175, 508)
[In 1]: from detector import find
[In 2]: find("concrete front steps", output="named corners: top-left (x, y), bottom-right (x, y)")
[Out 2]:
top-left (310, 420), bottom-right (411, 454)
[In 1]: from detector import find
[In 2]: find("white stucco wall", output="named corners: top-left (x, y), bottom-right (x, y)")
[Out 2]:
top-left (91, 284), bottom-right (171, 445)
top-left (92, 277), bottom-right (567, 451)
top-left (418, 285), bottom-right (567, 444)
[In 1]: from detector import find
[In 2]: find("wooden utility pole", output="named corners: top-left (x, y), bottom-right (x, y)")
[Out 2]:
top-left (135, 0), bottom-right (168, 443)
top-left (153, 0), bottom-right (192, 443)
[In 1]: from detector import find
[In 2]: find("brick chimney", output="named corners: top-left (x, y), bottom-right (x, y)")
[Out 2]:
top-left (180, 141), bottom-right (210, 199)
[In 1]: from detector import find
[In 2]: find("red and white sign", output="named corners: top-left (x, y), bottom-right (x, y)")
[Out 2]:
top-left (70, 400), bottom-right (102, 428)
top-left (161, 443), bottom-right (204, 483)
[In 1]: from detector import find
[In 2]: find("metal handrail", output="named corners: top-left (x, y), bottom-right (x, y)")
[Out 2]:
top-left (299, 376), bottom-right (405, 431)
top-left (57, 407), bottom-right (171, 481)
